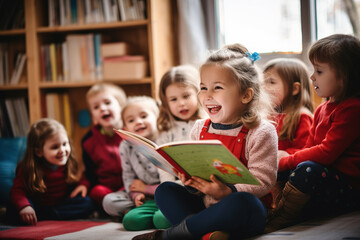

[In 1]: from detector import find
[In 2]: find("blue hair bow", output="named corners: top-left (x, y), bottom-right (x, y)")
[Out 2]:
top-left (246, 52), bottom-right (260, 62)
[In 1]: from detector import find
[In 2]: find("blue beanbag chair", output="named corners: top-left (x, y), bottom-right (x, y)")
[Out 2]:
top-left (0, 137), bottom-right (27, 206)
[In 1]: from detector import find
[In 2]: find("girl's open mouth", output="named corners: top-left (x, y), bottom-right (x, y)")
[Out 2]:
top-left (207, 105), bottom-right (222, 113)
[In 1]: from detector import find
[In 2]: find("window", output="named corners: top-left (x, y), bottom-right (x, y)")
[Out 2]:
top-left (217, 0), bottom-right (360, 55)
top-left (218, 0), bottom-right (302, 53)
top-left (316, 0), bottom-right (360, 39)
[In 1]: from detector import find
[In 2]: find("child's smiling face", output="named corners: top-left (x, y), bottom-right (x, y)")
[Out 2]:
top-left (88, 91), bottom-right (122, 132)
top-left (199, 65), bottom-right (249, 125)
top-left (37, 130), bottom-right (70, 166)
top-left (122, 102), bottom-right (158, 141)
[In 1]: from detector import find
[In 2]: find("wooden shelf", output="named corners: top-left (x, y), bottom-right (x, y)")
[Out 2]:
top-left (37, 20), bottom-right (149, 33)
top-left (0, 83), bottom-right (28, 90)
top-left (39, 78), bottom-right (152, 88)
top-left (0, 29), bottom-right (26, 36)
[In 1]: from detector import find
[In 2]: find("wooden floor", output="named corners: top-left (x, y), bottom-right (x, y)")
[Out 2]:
top-left (251, 210), bottom-right (360, 240)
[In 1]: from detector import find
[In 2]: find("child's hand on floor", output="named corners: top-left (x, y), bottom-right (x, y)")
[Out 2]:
top-left (19, 206), bottom-right (37, 225)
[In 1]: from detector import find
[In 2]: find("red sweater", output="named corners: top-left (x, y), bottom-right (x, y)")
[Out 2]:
top-left (275, 113), bottom-right (313, 154)
top-left (82, 125), bottom-right (123, 191)
top-left (279, 98), bottom-right (360, 189)
top-left (10, 165), bottom-right (87, 212)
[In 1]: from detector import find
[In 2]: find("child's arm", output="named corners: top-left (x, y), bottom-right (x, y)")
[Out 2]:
top-left (129, 179), bottom-right (159, 195)
top-left (279, 100), bottom-right (360, 171)
top-left (10, 167), bottom-right (38, 225)
top-left (10, 168), bottom-right (32, 214)
top-left (120, 141), bottom-right (138, 193)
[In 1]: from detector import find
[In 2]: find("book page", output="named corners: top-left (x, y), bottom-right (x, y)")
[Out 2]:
top-left (160, 143), bottom-right (260, 185)
top-left (114, 128), bottom-right (176, 177)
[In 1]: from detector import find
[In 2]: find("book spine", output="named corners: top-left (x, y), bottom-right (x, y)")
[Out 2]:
top-left (94, 33), bottom-right (102, 80)
top-left (49, 43), bottom-right (57, 82)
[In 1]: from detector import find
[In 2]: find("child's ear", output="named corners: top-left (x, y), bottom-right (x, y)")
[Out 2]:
top-left (292, 82), bottom-right (301, 96)
top-left (35, 148), bottom-right (43, 157)
top-left (241, 88), bottom-right (254, 104)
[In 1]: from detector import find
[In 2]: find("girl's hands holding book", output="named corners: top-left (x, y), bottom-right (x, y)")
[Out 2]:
top-left (177, 170), bottom-right (232, 200)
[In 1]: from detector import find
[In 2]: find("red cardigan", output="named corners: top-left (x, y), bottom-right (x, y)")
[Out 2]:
top-left (275, 113), bottom-right (313, 154)
top-left (10, 165), bottom-right (87, 212)
top-left (279, 98), bottom-right (360, 189)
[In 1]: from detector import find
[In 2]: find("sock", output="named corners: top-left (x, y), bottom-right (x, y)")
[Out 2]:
top-left (162, 220), bottom-right (195, 240)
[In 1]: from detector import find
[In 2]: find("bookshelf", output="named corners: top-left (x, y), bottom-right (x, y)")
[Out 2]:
top-left (0, 0), bottom-right (176, 161)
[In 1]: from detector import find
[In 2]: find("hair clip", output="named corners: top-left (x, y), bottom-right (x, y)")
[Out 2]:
top-left (246, 52), bottom-right (260, 63)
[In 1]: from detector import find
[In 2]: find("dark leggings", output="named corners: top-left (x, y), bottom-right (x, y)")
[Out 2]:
top-left (6, 194), bottom-right (94, 225)
top-left (279, 161), bottom-right (360, 217)
top-left (155, 182), bottom-right (267, 239)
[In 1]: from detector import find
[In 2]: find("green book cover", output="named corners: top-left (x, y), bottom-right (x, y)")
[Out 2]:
top-left (160, 143), bottom-right (260, 185)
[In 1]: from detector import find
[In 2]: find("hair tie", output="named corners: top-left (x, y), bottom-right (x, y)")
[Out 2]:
top-left (246, 52), bottom-right (260, 63)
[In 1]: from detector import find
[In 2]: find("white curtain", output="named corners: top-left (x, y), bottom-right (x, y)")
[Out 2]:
top-left (177, 0), bottom-right (215, 67)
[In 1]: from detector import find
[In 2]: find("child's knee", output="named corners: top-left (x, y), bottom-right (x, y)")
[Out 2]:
top-left (102, 192), bottom-right (134, 216)
top-left (153, 210), bottom-right (171, 229)
top-left (123, 209), bottom-right (154, 231)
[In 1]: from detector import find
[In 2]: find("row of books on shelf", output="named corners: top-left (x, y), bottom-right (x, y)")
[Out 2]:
top-left (42, 92), bottom-right (73, 137)
top-left (40, 34), bottom-right (148, 82)
top-left (0, 44), bottom-right (27, 86)
top-left (0, 98), bottom-right (29, 137)
top-left (0, 0), bottom-right (25, 30)
top-left (40, 33), bottom-right (102, 82)
top-left (48, 0), bottom-right (146, 26)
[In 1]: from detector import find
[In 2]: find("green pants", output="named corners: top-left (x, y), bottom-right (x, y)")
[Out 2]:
top-left (122, 200), bottom-right (171, 231)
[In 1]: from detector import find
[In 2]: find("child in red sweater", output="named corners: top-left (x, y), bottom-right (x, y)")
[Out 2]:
top-left (7, 118), bottom-right (94, 225)
top-left (82, 83), bottom-right (127, 210)
top-left (263, 58), bottom-right (314, 207)
top-left (266, 34), bottom-right (360, 232)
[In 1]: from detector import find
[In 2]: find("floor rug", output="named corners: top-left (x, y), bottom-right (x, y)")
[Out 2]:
top-left (0, 220), bottom-right (107, 240)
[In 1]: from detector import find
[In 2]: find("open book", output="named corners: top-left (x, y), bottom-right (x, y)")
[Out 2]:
top-left (114, 129), bottom-right (260, 185)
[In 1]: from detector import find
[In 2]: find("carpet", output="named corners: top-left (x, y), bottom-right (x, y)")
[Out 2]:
top-left (0, 220), bottom-right (107, 240)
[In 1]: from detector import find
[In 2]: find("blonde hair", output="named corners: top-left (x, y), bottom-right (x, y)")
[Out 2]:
top-left (308, 34), bottom-right (360, 102)
top-left (18, 118), bottom-right (81, 194)
top-left (157, 65), bottom-right (203, 132)
top-left (200, 44), bottom-right (273, 129)
top-left (86, 83), bottom-right (127, 109)
top-left (263, 58), bottom-right (314, 141)
top-left (122, 96), bottom-right (159, 126)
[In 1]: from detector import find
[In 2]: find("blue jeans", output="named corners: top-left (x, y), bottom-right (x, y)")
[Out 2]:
top-left (155, 182), bottom-right (267, 239)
